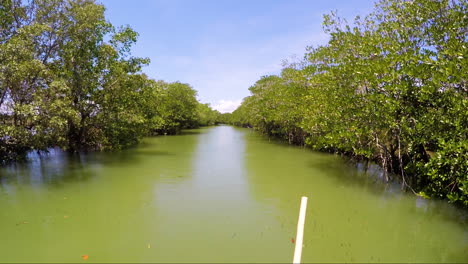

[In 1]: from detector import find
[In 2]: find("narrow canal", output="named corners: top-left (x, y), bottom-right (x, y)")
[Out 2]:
top-left (0, 126), bottom-right (466, 262)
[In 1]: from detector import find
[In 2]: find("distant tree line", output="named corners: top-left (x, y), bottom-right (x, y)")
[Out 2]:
top-left (0, 0), bottom-right (221, 162)
top-left (223, 0), bottom-right (467, 206)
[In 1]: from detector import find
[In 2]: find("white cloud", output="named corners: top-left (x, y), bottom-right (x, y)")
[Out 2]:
top-left (101, 0), bottom-right (373, 108)
top-left (183, 29), bottom-right (328, 105)
top-left (212, 99), bottom-right (242, 113)
top-left (141, 9), bottom-right (330, 106)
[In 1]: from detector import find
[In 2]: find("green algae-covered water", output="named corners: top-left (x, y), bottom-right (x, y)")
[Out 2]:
top-left (0, 126), bottom-right (467, 263)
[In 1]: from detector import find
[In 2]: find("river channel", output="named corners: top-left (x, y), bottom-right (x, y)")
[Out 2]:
top-left (0, 126), bottom-right (466, 262)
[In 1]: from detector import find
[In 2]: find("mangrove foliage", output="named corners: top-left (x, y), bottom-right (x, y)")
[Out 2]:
top-left (225, 0), bottom-right (468, 206)
top-left (0, 0), bottom-right (221, 162)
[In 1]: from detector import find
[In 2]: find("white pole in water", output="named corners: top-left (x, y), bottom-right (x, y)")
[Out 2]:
top-left (293, 196), bottom-right (308, 264)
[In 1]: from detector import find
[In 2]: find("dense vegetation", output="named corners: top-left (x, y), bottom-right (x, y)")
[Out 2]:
top-left (226, 0), bottom-right (467, 206)
top-left (1, 0), bottom-right (467, 207)
top-left (0, 0), bottom-right (220, 162)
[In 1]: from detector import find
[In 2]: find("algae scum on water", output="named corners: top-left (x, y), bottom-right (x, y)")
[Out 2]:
top-left (0, 126), bottom-right (467, 262)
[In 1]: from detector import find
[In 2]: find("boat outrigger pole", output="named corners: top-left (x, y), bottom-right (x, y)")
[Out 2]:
top-left (293, 196), bottom-right (308, 264)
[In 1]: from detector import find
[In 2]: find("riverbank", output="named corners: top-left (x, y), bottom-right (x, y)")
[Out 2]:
top-left (1, 0), bottom-right (222, 164)
top-left (222, 0), bottom-right (467, 206)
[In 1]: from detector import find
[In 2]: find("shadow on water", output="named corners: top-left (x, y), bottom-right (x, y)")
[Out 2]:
top-left (178, 129), bottom-right (206, 136)
top-left (244, 130), bottom-right (401, 194)
top-left (0, 127), bottom-right (205, 189)
top-left (266, 140), bottom-right (468, 227)
top-left (238, 126), bottom-right (468, 263)
top-left (307, 155), bottom-right (394, 189)
top-left (254, 136), bottom-right (396, 193)
top-left (313, 154), bottom-right (467, 221)
top-left (303, 148), bottom-right (468, 224)
top-left (251, 136), bottom-right (389, 190)
top-left (0, 148), bottom-right (96, 188)
top-left (0, 125), bottom-right (466, 263)
top-left (0, 143), bottom-right (174, 188)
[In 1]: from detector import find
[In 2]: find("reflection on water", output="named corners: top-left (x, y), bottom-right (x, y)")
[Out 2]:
top-left (0, 126), bottom-right (467, 263)
top-left (0, 148), bottom-right (100, 190)
top-left (242, 129), bottom-right (468, 262)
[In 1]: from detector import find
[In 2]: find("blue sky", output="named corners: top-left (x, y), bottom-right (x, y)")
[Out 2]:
top-left (99, 0), bottom-right (375, 112)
